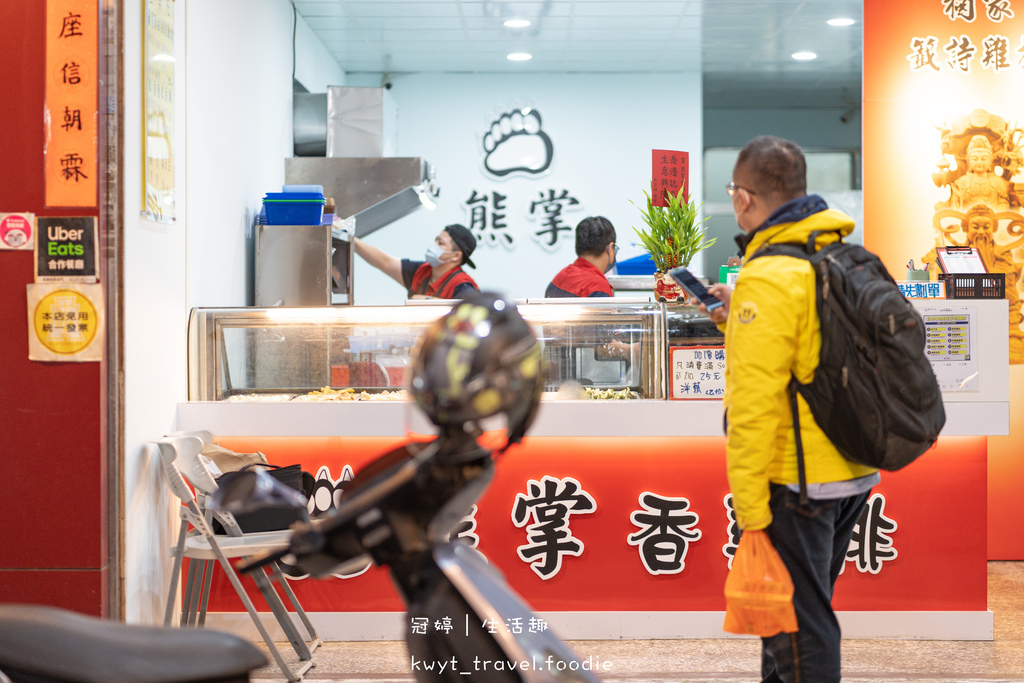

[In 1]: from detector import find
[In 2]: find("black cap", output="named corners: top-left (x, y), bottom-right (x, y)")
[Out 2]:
top-left (444, 224), bottom-right (477, 269)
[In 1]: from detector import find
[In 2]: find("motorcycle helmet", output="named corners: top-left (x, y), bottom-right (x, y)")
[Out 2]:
top-left (410, 292), bottom-right (543, 449)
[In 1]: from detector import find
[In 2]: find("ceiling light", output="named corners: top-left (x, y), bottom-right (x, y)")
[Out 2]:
top-left (503, 19), bottom-right (531, 28)
top-left (792, 51), bottom-right (817, 61)
top-left (827, 17), bottom-right (856, 26)
top-left (507, 52), bottom-right (533, 61)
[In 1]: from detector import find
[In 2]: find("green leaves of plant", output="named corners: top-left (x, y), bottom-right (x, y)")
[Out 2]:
top-left (630, 187), bottom-right (715, 271)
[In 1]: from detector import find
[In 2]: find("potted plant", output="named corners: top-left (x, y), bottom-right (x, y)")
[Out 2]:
top-left (631, 186), bottom-right (715, 302)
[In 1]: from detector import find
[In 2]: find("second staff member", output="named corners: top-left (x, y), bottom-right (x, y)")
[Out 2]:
top-left (545, 216), bottom-right (618, 298)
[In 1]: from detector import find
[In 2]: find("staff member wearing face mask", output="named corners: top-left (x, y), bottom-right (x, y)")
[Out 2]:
top-left (545, 216), bottom-right (617, 297)
top-left (352, 224), bottom-right (479, 300)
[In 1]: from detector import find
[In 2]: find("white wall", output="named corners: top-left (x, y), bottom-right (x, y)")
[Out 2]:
top-left (346, 73), bottom-right (703, 304)
top-left (122, 0), bottom-right (343, 624)
top-left (186, 0), bottom-right (293, 308)
top-left (121, 0), bottom-right (190, 626)
top-left (294, 10), bottom-right (345, 93)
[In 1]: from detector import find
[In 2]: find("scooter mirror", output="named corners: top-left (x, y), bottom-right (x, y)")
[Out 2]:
top-left (208, 468), bottom-right (309, 521)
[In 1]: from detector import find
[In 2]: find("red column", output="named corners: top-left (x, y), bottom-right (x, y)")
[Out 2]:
top-left (0, 0), bottom-right (108, 616)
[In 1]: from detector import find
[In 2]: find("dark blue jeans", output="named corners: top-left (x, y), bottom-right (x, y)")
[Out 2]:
top-left (760, 483), bottom-right (872, 683)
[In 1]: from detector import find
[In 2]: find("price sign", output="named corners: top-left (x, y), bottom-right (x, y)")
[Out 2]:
top-left (670, 345), bottom-right (725, 400)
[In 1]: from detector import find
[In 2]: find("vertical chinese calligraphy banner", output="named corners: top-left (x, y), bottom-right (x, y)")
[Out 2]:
top-left (44, 0), bottom-right (98, 208)
top-left (143, 0), bottom-right (175, 223)
top-left (864, 0), bottom-right (1024, 557)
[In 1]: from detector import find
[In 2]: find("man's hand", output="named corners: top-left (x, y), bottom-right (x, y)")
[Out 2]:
top-left (700, 283), bottom-right (733, 324)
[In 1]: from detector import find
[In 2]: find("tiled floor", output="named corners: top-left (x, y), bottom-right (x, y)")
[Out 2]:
top-left (253, 562), bottom-right (1024, 682)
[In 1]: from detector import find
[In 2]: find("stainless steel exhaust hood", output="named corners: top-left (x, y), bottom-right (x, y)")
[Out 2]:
top-left (284, 156), bottom-right (436, 238)
top-left (289, 87), bottom-right (438, 238)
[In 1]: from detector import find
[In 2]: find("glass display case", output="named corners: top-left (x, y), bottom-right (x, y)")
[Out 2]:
top-left (187, 302), bottom-right (722, 402)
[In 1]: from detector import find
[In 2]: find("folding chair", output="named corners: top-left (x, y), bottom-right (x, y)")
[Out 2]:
top-left (157, 435), bottom-right (320, 682)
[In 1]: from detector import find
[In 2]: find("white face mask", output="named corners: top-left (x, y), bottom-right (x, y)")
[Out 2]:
top-left (425, 244), bottom-right (445, 267)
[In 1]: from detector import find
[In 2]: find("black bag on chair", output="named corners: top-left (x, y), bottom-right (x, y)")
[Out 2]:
top-left (212, 463), bottom-right (314, 534)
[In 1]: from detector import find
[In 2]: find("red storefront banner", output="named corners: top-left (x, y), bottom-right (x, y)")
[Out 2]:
top-left (203, 434), bottom-right (987, 614)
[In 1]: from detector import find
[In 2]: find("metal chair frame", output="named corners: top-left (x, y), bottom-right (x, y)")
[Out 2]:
top-left (157, 435), bottom-right (320, 682)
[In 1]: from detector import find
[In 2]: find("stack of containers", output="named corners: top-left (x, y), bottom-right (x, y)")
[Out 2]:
top-left (261, 184), bottom-right (326, 225)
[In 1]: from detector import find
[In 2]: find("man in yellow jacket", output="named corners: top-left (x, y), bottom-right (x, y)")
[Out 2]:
top-left (704, 136), bottom-right (878, 683)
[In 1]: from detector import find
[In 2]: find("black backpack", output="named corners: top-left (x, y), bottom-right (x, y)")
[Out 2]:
top-left (746, 232), bottom-right (946, 503)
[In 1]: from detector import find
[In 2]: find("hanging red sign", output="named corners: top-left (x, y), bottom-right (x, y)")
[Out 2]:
top-left (651, 149), bottom-right (689, 207)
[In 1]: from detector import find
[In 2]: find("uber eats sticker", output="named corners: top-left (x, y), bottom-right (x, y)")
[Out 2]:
top-left (26, 283), bottom-right (104, 362)
top-left (35, 216), bottom-right (97, 283)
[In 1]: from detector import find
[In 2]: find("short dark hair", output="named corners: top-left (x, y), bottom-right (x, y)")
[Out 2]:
top-left (735, 136), bottom-right (807, 203)
top-left (575, 216), bottom-right (616, 257)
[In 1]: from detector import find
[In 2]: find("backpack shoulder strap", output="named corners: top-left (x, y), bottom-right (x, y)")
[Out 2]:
top-left (744, 229), bottom-right (843, 265)
top-left (746, 242), bottom-right (809, 265)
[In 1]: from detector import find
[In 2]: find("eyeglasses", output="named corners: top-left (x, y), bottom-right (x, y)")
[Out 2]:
top-left (612, 243), bottom-right (620, 254)
top-left (726, 182), bottom-right (756, 197)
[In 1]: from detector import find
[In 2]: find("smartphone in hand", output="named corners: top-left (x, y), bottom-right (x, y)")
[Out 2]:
top-left (668, 266), bottom-right (723, 311)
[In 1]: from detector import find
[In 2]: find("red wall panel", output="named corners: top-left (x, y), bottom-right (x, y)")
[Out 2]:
top-left (0, 0), bottom-right (107, 615)
top-left (0, 570), bottom-right (107, 616)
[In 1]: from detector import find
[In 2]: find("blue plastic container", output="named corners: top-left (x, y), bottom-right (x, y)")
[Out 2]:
top-left (615, 253), bottom-right (657, 275)
top-left (262, 191), bottom-right (326, 226)
top-left (263, 202), bottom-right (324, 225)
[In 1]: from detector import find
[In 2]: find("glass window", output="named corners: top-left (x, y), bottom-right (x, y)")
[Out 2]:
top-left (701, 148), bottom-right (861, 282)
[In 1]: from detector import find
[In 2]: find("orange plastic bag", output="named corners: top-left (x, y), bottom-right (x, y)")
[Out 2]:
top-left (723, 529), bottom-right (799, 637)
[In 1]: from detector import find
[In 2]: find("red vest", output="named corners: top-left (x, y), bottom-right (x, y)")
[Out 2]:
top-left (548, 258), bottom-right (613, 297)
top-left (410, 262), bottom-right (478, 299)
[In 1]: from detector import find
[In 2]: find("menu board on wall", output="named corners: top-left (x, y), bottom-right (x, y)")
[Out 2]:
top-left (670, 346), bottom-right (725, 400)
top-left (922, 305), bottom-right (979, 392)
top-left (44, 0), bottom-right (98, 208)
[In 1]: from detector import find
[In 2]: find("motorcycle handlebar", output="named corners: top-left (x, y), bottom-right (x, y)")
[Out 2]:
top-left (237, 545), bottom-right (291, 574)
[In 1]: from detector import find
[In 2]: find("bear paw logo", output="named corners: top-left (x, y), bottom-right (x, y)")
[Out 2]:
top-left (481, 108), bottom-right (554, 178)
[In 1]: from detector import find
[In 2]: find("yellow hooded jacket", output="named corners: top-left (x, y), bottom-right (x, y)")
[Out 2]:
top-left (724, 204), bottom-right (878, 531)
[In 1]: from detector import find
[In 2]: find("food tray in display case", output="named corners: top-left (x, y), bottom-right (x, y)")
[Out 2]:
top-left (187, 303), bottom-right (723, 402)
